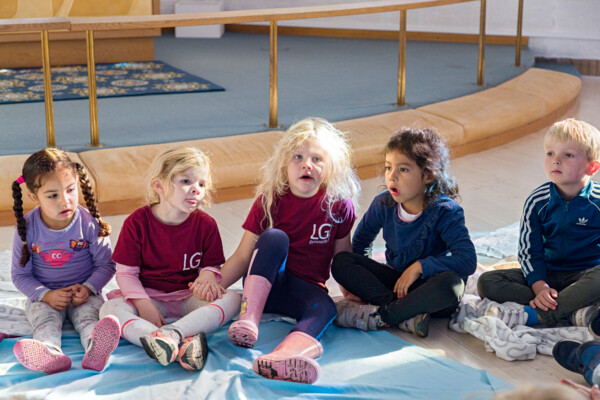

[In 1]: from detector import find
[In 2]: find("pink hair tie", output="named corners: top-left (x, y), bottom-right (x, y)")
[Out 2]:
top-left (16, 176), bottom-right (25, 185)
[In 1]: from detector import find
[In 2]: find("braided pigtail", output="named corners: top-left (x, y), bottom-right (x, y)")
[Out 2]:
top-left (12, 180), bottom-right (30, 266)
top-left (76, 163), bottom-right (111, 237)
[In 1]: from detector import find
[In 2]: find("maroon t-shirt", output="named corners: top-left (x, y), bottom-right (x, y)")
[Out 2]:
top-left (112, 206), bottom-right (225, 293)
top-left (243, 189), bottom-right (356, 287)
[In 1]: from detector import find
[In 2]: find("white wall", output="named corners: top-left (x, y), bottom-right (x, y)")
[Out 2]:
top-left (165, 0), bottom-right (600, 59)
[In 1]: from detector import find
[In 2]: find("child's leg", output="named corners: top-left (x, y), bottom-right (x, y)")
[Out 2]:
top-left (377, 271), bottom-right (465, 326)
top-left (331, 251), bottom-right (400, 305)
top-left (149, 291), bottom-right (242, 371)
top-left (477, 268), bottom-right (534, 304)
top-left (14, 301), bottom-right (71, 374)
top-left (69, 295), bottom-right (120, 371)
top-left (25, 300), bottom-right (65, 351)
top-left (253, 273), bottom-right (331, 384)
top-left (164, 290), bottom-right (241, 339)
top-left (539, 267), bottom-right (600, 327)
top-left (68, 295), bottom-right (103, 348)
top-left (99, 297), bottom-right (165, 347)
top-left (229, 229), bottom-right (288, 347)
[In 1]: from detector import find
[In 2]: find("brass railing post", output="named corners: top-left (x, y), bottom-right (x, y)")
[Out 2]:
top-left (477, 0), bottom-right (487, 86)
top-left (41, 30), bottom-right (56, 147)
top-left (397, 9), bottom-right (407, 107)
top-left (268, 20), bottom-right (279, 128)
top-left (515, 0), bottom-right (524, 67)
top-left (86, 30), bottom-right (102, 147)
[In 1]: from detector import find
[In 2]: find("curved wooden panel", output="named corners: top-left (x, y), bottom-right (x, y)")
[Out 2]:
top-left (68, 0), bottom-right (478, 31)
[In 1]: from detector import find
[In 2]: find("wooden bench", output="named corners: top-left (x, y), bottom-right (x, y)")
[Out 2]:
top-left (0, 0), bottom-right (160, 68)
top-left (0, 68), bottom-right (581, 225)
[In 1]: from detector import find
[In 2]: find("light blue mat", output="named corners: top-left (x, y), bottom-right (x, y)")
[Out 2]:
top-left (0, 321), bottom-right (511, 399)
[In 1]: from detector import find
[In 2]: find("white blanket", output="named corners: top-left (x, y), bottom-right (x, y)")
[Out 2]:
top-left (450, 270), bottom-right (594, 361)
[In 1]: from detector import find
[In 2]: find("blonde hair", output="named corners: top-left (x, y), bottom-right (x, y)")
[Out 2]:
top-left (492, 384), bottom-right (587, 400)
top-left (145, 147), bottom-right (214, 208)
top-left (257, 117), bottom-right (360, 229)
top-left (545, 118), bottom-right (600, 161)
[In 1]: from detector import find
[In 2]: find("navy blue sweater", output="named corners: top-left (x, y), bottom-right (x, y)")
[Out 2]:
top-left (352, 192), bottom-right (476, 281)
top-left (518, 181), bottom-right (600, 286)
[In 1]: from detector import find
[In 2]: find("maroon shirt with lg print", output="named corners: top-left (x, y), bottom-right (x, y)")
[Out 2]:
top-left (112, 206), bottom-right (225, 293)
top-left (243, 189), bottom-right (356, 288)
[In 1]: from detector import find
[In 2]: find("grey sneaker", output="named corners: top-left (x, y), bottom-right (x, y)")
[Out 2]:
top-left (334, 300), bottom-right (379, 331)
top-left (399, 313), bottom-right (430, 337)
top-left (483, 301), bottom-right (527, 328)
top-left (140, 330), bottom-right (179, 366)
top-left (570, 305), bottom-right (597, 327)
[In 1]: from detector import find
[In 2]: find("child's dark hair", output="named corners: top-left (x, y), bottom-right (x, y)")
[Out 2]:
top-left (12, 148), bottom-right (111, 266)
top-left (385, 127), bottom-right (459, 206)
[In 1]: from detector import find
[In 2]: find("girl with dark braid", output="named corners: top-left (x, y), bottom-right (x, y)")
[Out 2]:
top-left (11, 148), bottom-right (119, 374)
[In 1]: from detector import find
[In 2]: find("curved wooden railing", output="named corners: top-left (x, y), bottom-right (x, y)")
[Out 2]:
top-left (0, 0), bottom-right (527, 148)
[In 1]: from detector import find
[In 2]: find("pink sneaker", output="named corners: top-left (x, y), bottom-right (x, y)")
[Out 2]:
top-left (14, 339), bottom-right (71, 374)
top-left (82, 315), bottom-right (120, 371)
top-left (140, 330), bottom-right (179, 366)
top-left (178, 333), bottom-right (208, 371)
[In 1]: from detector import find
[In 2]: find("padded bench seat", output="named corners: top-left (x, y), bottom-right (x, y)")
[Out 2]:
top-left (0, 68), bottom-right (582, 225)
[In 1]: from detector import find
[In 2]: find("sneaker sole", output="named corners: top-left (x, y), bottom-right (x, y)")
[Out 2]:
top-left (178, 333), bottom-right (208, 371)
top-left (229, 321), bottom-right (258, 348)
top-left (552, 339), bottom-right (585, 374)
top-left (82, 315), bottom-right (121, 371)
top-left (140, 335), bottom-right (177, 366)
top-left (253, 356), bottom-right (319, 384)
top-left (14, 339), bottom-right (71, 374)
top-left (414, 314), bottom-right (430, 338)
top-left (576, 340), bottom-right (600, 372)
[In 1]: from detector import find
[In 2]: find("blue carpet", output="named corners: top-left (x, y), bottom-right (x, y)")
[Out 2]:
top-left (0, 32), bottom-right (534, 155)
top-left (0, 321), bottom-right (511, 399)
top-left (0, 61), bottom-right (224, 105)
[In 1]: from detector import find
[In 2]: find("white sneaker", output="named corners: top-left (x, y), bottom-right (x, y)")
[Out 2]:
top-left (334, 300), bottom-right (379, 331)
top-left (398, 313), bottom-right (430, 337)
top-left (570, 305), bottom-right (598, 327)
top-left (483, 301), bottom-right (527, 328)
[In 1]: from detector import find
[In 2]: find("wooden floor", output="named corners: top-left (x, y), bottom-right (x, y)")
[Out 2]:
top-left (0, 75), bottom-right (598, 389)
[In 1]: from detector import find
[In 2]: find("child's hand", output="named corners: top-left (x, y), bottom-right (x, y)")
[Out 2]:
top-left (132, 298), bottom-right (165, 327)
top-left (394, 261), bottom-right (423, 298)
top-left (530, 281), bottom-right (558, 311)
top-left (42, 288), bottom-right (73, 311)
top-left (189, 270), bottom-right (225, 302)
top-left (69, 284), bottom-right (92, 306)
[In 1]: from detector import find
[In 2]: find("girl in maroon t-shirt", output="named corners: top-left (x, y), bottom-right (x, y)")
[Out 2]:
top-left (99, 148), bottom-right (241, 371)
top-left (192, 117), bottom-right (360, 384)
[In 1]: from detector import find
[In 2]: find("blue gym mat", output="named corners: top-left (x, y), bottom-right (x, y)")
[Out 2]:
top-left (0, 320), bottom-right (511, 399)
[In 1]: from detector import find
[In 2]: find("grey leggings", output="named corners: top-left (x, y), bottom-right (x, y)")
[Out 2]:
top-left (26, 295), bottom-right (103, 351)
top-left (477, 266), bottom-right (600, 326)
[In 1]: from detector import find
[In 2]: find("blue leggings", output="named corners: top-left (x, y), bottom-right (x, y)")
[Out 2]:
top-left (246, 229), bottom-right (337, 340)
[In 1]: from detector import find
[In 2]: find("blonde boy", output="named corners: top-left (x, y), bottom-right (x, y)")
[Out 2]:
top-left (478, 119), bottom-right (600, 328)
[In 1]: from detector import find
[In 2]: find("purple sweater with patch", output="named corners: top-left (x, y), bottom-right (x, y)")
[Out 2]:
top-left (11, 205), bottom-right (116, 302)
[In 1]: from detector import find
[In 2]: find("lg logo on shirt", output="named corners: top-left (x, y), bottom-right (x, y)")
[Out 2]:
top-left (182, 252), bottom-right (203, 270)
top-left (309, 223), bottom-right (332, 244)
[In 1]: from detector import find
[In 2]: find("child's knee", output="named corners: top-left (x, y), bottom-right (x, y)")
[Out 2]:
top-left (99, 297), bottom-right (127, 319)
top-left (477, 272), bottom-right (495, 299)
top-left (258, 229), bottom-right (289, 250)
top-left (331, 251), bottom-right (353, 278)
top-left (438, 271), bottom-right (464, 301)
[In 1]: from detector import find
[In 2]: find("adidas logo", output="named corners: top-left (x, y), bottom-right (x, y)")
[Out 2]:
top-left (576, 217), bottom-right (589, 226)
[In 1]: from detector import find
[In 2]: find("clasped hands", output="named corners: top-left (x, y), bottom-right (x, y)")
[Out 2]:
top-left (42, 283), bottom-right (92, 311)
